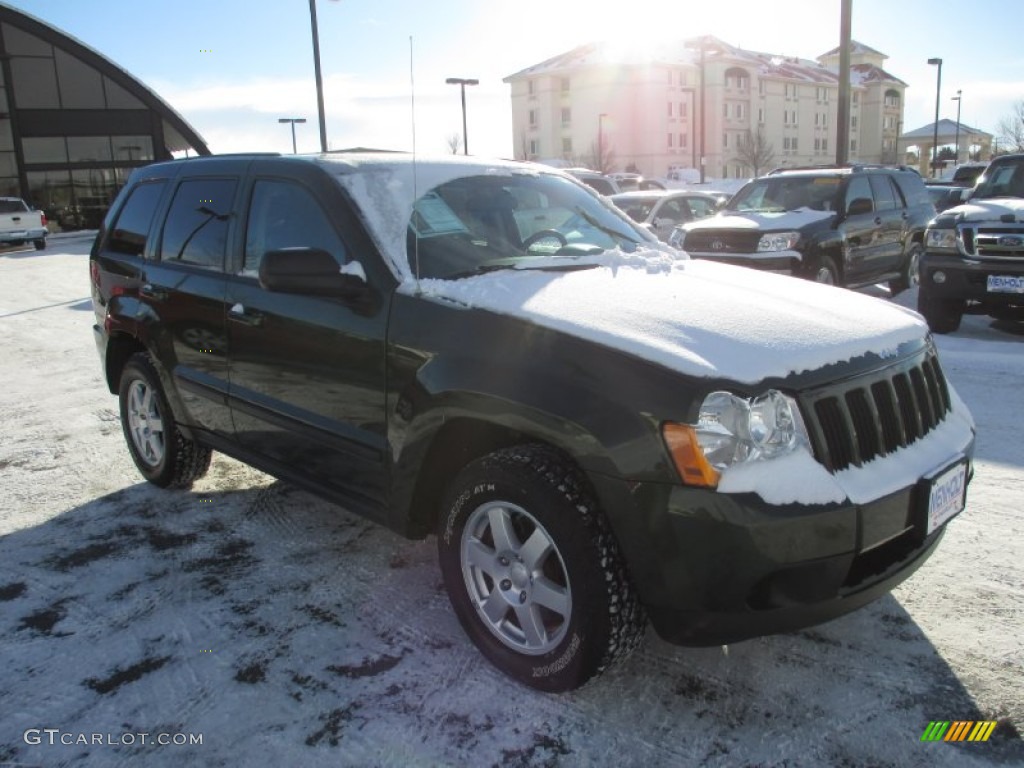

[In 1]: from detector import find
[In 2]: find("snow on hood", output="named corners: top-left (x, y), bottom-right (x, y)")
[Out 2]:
top-left (413, 258), bottom-right (927, 385)
top-left (686, 209), bottom-right (834, 232)
top-left (948, 197), bottom-right (1024, 222)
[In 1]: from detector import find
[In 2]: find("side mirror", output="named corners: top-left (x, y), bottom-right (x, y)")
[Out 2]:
top-left (258, 247), bottom-right (366, 298)
top-left (847, 197), bottom-right (873, 216)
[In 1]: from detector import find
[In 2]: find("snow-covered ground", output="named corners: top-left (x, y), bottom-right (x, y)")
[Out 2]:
top-left (1, 236), bottom-right (1021, 767)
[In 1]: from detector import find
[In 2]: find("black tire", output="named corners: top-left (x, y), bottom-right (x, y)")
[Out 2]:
top-left (118, 352), bottom-right (212, 488)
top-left (437, 444), bottom-right (645, 692)
top-left (33, 239), bottom-right (46, 251)
top-left (917, 289), bottom-right (963, 334)
top-left (806, 254), bottom-right (839, 286)
top-left (889, 242), bottom-right (922, 295)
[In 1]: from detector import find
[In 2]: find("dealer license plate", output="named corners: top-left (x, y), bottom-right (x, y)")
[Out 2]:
top-left (987, 275), bottom-right (1024, 293)
top-left (926, 461), bottom-right (967, 534)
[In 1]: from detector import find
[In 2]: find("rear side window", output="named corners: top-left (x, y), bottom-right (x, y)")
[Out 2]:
top-left (242, 179), bottom-right (347, 274)
top-left (892, 172), bottom-right (931, 208)
top-left (107, 181), bottom-right (167, 256)
top-left (845, 176), bottom-right (873, 213)
top-left (159, 178), bottom-right (237, 269)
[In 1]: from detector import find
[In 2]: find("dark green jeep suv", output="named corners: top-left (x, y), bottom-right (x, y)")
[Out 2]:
top-left (90, 153), bottom-right (973, 691)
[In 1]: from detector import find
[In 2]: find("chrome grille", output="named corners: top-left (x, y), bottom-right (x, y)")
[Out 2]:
top-left (803, 349), bottom-right (951, 473)
top-left (960, 223), bottom-right (1024, 259)
top-left (683, 229), bottom-right (761, 254)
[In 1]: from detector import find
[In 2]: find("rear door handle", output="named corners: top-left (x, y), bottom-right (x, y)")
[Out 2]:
top-left (141, 283), bottom-right (168, 301)
top-left (229, 303), bottom-right (264, 327)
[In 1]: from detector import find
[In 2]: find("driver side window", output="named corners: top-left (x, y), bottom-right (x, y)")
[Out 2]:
top-left (243, 179), bottom-right (347, 274)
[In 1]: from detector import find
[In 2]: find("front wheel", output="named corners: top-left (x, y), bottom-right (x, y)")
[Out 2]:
top-left (917, 290), bottom-right (963, 334)
top-left (805, 254), bottom-right (839, 286)
top-left (118, 353), bottom-right (212, 487)
top-left (437, 445), bottom-right (645, 692)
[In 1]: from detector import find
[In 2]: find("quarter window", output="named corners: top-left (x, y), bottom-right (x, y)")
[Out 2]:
top-left (243, 179), bottom-right (347, 274)
top-left (160, 178), bottom-right (237, 269)
top-left (107, 180), bottom-right (167, 256)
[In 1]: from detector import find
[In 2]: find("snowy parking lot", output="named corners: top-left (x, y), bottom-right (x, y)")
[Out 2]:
top-left (1, 236), bottom-right (1022, 767)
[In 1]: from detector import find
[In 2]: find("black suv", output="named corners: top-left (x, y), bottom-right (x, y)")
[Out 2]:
top-left (673, 165), bottom-right (935, 293)
top-left (90, 153), bottom-right (973, 691)
top-left (919, 153), bottom-right (1024, 333)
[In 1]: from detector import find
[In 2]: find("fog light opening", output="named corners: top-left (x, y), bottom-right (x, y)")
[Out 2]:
top-left (933, 271), bottom-right (947, 284)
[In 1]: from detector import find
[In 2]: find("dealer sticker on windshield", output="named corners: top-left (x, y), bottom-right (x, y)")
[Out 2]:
top-left (987, 275), bottom-right (1024, 294)
top-left (927, 461), bottom-right (967, 534)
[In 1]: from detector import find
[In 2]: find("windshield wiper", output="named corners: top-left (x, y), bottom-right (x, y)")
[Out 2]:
top-left (572, 206), bottom-right (640, 248)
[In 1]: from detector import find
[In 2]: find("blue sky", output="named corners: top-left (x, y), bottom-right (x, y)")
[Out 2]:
top-left (3, 0), bottom-right (1021, 159)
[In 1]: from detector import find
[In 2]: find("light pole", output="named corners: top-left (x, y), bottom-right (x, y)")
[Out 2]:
top-left (445, 77), bottom-right (478, 155)
top-left (598, 113), bottom-right (608, 173)
top-left (308, 0), bottom-right (328, 152)
top-left (927, 57), bottom-right (942, 177)
top-left (278, 117), bottom-right (307, 154)
top-left (952, 90), bottom-right (962, 165)
top-left (684, 36), bottom-right (716, 183)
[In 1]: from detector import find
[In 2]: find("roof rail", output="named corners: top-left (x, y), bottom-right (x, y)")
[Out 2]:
top-left (767, 163), bottom-right (920, 175)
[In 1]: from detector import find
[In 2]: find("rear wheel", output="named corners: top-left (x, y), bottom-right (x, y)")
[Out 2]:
top-left (118, 353), bottom-right (211, 487)
top-left (33, 238), bottom-right (46, 251)
top-left (889, 242), bottom-right (922, 295)
top-left (917, 289), bottom-right (963, 334)
top-left (437, 445), bottom-right (645, 692)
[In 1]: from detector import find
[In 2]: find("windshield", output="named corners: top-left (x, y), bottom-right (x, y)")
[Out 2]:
top-left (407, 173), bottom-right (649, 279)
top-left (972, 160), bottom-right (1024, 200)
top-left (728, 175), bottom-right (841, 213)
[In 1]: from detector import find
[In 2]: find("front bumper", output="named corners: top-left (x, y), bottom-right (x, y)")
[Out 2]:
top-left (921, 251), bottom-right (1024, 307)
top-left (686, 250), bottom-right (801, 275)
top-left (588, 448), bottom-right (972, 646)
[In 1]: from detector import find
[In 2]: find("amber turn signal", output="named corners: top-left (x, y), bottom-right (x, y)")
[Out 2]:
top-left (662, 423), bottom-right (720, 488)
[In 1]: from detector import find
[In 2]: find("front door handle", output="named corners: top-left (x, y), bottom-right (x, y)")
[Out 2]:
top-left (141, 283), bottom-right (168, 301)
top-left (229, 303), bottom-right (264, 327)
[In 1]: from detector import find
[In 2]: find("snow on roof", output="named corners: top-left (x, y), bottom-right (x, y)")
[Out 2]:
top-left (818, 40), bottom-right (887, 59)
top-left (504, 36), bottom-right (879, 86)
top-left (849, 62), bottom-right (906, 87)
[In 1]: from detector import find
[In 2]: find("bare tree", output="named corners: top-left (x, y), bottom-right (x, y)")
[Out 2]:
top-left (735, 127), bottom-right (776, 177)
top-left (445, 132), bottom-right (462, 155)
top-left (996, 101), bottom-right (1024, 153)
top-left (584, 141), bottom-right (617, 174)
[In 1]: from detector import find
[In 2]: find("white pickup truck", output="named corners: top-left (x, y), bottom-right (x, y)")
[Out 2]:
top-left (0, 197), bottom-right (47, 250)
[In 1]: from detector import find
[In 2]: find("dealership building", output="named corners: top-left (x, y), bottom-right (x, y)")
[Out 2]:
top-left (0, 4), bottom-right (209, 229)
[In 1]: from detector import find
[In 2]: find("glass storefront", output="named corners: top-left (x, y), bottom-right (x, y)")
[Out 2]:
top-left (0, 12), bottom-right (208, 232)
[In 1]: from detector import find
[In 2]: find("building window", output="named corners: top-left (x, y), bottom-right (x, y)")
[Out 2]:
top-left (529, 109), bottom-right (537, 128)
top-left (560, 77), bottom-right (570, 94)
top-left (783, 137), bottom-right (791, 151)
top-left (561, 107), bottom-right (571, 126)
top-left (723, 133), bottom-right (728, 149)
top-left (791, 137), bottom-right (798, 151)
top-left (851, 115), bottom-right (858, 129)
top-left (759, 80), bottom-right (766, 96)
top-left (758, 108), bottom-right (765, 124)
top-left (668, 102), bottom-right (673, 117)
top-left (562, 137), bottom-right (572, 154)
top-left (852, 92), bottom-right (859, 106)
top-left (736, 104), bottom-right (744, 120)
top-left (668, 133), bottom-right (674, 148)
top-left (529, 139), bottom-right (539, 157)
top-left (814, 138), bottom-right (820, 151)
top-left (822, 138), bottom-right (828, 152)
top-left (680, 133), bottom-right (688, 148)
top-left (723, 103), bottom-right (729, 118)
top-left (680, 102), bottom-right (688, 117)
top-left (680, 70), bottom-right (689, 86)
top-left (850, 139), bottom-right (857, 152)
top-left (527, 80), bottom-right (535, 97)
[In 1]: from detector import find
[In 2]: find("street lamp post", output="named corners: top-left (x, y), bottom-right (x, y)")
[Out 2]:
top-left (927, 57), bottom-right (942, 177)
top-left (598, 113), bottom-right (608, 173)
top-left (952, 90), bottom-right (962, 165)
top-left (278, 117), bottom-right (307, 154)
top-left (445, 77), bottom-right (479, 155)
top-left (308, 0), bottom-right (328, 152)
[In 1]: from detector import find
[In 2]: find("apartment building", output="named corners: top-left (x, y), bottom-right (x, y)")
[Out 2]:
top-left (504, 38), bottom-right (906, 180)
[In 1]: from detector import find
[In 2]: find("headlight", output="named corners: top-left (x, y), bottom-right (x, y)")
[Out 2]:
top-left (925, 228), bottom-right (957, 251)
top-left (757, 231), bottom-right (800, 252)
top-left (662, 390), bottom-right (811, 487)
